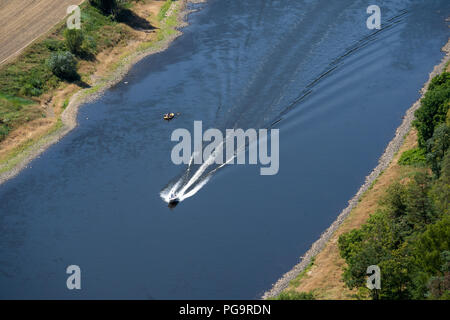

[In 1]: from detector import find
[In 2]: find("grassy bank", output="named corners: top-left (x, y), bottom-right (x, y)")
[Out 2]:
top-left (0, 0), bottom-right (184, 174)
top-left (281, 65), bottom-right (450, 300)
top-left (0, 1), bottom-right (133, 122)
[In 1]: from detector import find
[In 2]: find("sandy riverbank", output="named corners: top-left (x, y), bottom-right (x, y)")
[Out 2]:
top-left (262, 38), bottom-right (450, 299)
top-left (0, 0), bottom-right (206, 186)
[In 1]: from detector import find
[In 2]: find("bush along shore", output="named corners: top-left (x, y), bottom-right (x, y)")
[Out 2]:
top-left (263, 39), bottom-right (450, 300)
top-left (336, 66), bottom-right (450, 300)
top-left (0, 0), bottom-right (202, 185)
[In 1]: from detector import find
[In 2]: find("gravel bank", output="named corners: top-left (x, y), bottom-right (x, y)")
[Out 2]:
top-left (262, 39), bottom-right (450, 300)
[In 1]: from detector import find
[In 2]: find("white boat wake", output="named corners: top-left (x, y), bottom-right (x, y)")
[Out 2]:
top-left (160, 137), bottom-right (243, 206)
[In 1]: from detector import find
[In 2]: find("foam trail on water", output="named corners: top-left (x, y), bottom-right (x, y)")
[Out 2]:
top-left (179, 176), bottom-right (211, 201)
top-left (160, 137), bottom-right (241, 205)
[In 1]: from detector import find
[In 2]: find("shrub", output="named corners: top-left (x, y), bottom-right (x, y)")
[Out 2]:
top-left (64, 29), bottom-right (84, 55)
top-left (19, 77), bottom-right (44, 96)
top-left (414, 215), bottom-right (450, 276)
top-left (398, 147), bottom-right (427, 167)
top-left (81, 35), bottom-right (98, 55)
top-left (47, 51), bottom-right (78, 80)
top-left (158, 0), bottom-right (172, 20)
top-left (43, 38), bottom-right (66, 52)
top-left (0, 123), bottom-right (10, 141)
top-left (89, 0), bottom-right (125, 17)
top-left (275, 291), bottom-right (315, 300)
top-left (428, 72), bottom-right (450, 91)
top-left (430, 151), bottom-right (450, 215)
top-left (426, 124), bottom-right (450, 177)
top-left (414, 72), bottom-right (450, 147)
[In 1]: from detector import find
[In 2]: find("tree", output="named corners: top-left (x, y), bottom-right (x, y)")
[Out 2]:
top-left (89, 0), bottom-right (123, 16)
top-left (405, 172), bottom-right (436, 227)
top-left (380, 182), bottom-right (408, 219)
top-left (47, 51), bottom-right (78, 80)
top-left (426, 251), bottom-right (450, 299)
top-left (377, 244), bottom-right (416, 300)
top-left (426, 124), bottom-right (450, 177)
top-left (430, 151), bottom-right (450, 215)
top-left (64, 29), bottom-right (84, 55)
top-left (414, 72), bottom-right (450, 147)
top-left (413, 215), bottom-right (450, 275)
top-left (339, 211), bottom-right (398, 297)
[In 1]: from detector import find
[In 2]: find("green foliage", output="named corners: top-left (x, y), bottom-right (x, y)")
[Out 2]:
top-left (275, 291), bottom-right (315, 300)
top-left (379, 182), bottom-right (408, 219)
top-left (426, 251), bottom-right (450, 299)
top-left (158, 0), bottom-right (173, 21)
top-left (339, 210), bottom-right (400, 298)
top-left (0, 0), bottom-right (134, 142)
top-left (19, 76), bottom-right (44, 96)
top-left (0, 40), bottom-right (59, 97)
top-left (426, 124), bottom-right (450, 177)
top-left (0, 0), bottom-right (130, 99)
top-left (446, 108), bottom-right (450, 127)
top-left (338, 71), bottom-right (450, 299)
top-left (81, 5), bottom-right (130, 52)
top-left (0, 94), bottom-right (41, 142)
top-left (414, 72), bottom-right (450, 148)
top-left (411, 217), bottom-right (450, 299)
top-left (404, 172), bottom-right (436, 227)
top-left (398, 147), bottom-right (426, 167)
top-left (339, 168), bottom-right (449, 299)
top-left (414, 215), bottom-right (450, 275)
top-left (0, 124), bottom-right (10, 141)
top-left (89, 0), bottom-right (119, 14)
top-left (62, 98), bottom-right (70, 109)
top-left (89, 0), bottom-right (129, 18)
top-left (428, 72), bottom-right (450, 91)
top-left (43, 38), bottom-right (66, 52)
top-left (430, 152), bottom-right (450, 215)
top-left (81, 35), bottom-right (98, 55)
top-left (64, 29), bottom-right (84, 55)
top-left (47, 51), bottom-right (78, 80)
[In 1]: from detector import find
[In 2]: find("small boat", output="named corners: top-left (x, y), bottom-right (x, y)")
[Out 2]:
top-left (163, 113), bottom-right (175, 121)
top-left (168, 197), bottom-right (180, 209)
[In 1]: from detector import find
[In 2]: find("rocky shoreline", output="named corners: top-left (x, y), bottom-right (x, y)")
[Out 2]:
top-left (0, 0), bottom-right (205, 186)
top-left (262, 39), bottom-right (450, 299)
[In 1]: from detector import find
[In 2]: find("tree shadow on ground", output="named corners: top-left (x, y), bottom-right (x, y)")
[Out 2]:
top-left (117, 9), bottom-right (156, 31)
top-left (77, 50), bottom-right (96, 62)
top-left (73, 79), bottom-right (91, 89)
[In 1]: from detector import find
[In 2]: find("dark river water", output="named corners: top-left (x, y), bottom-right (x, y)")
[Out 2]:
top-left (0, 0), bottom-right (449, 299)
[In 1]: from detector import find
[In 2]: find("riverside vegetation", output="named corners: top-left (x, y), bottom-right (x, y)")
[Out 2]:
top-left (276, 66), bottom-right (450, 301)
top-left (1, 0), bottom-right (129, 141)
top-left (0, 0), bottom-right (178, 167)
top-left (337, 70), bottom-right (450, 300)
top-left (339, 72), bottom-right (450, 299)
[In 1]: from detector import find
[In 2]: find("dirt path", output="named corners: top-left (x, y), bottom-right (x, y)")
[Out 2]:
top-left (0, 0), bottom-right (85, 65)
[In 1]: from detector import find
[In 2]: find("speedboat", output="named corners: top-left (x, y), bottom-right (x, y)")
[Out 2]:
top-left (168, 197), bottom-right (180, 209)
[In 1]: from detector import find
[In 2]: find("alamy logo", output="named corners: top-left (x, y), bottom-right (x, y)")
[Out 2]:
top-left (67, 5), bottom-right (81, 30)
top-left (66, 265), bottom-right (81, 290)
top-left (366, 265), bottom-right (381, 290)
top-left (366, 5), bottom-right (381, 30)
top-left (170, 121), bottom-right (279, 175)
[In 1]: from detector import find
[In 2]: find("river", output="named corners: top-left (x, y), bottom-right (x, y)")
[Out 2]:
top-left (0, 0), bottom-right (449, 299)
